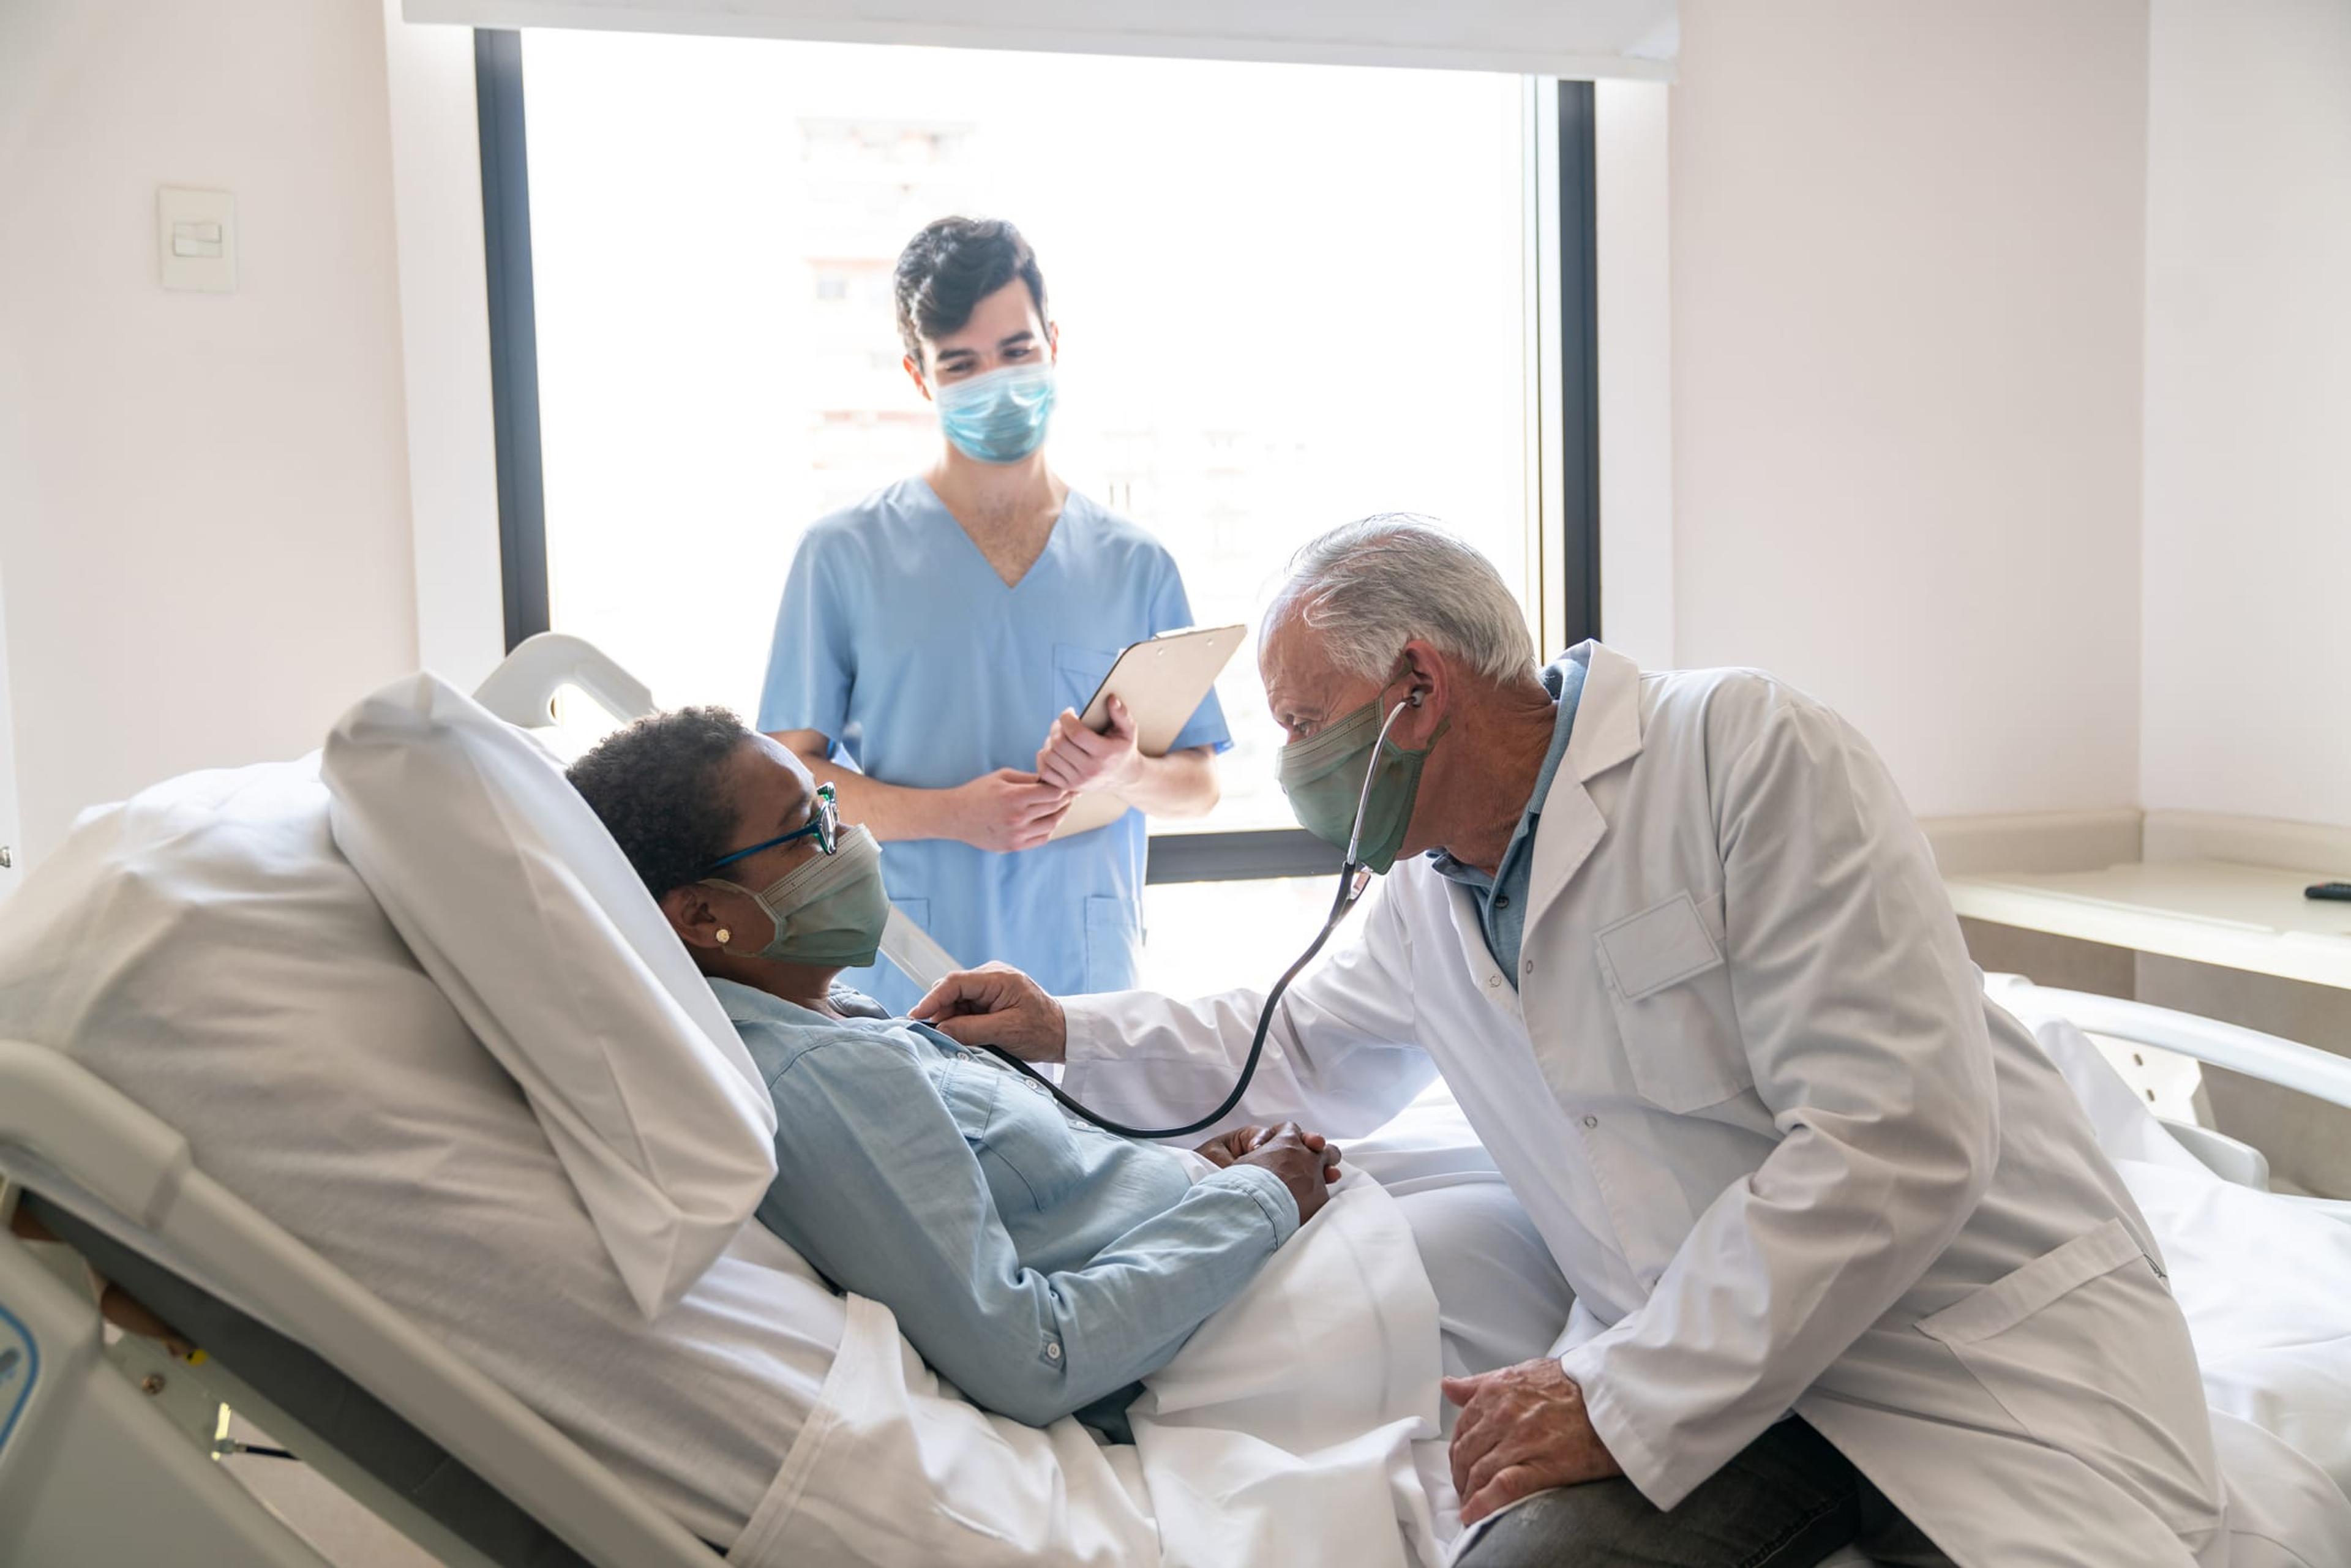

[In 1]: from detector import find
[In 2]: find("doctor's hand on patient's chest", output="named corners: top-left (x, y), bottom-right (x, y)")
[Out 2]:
top-left (911, 962), bottom-right (1068, 1062)
top-left (1444, 1358), bottom-right (1622, 1527)
top-left (1035, 697), bottom-right (1141, 794)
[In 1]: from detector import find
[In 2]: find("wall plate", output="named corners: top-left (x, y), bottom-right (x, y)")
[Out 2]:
top-left (158, 187), bottom-right (236, 293)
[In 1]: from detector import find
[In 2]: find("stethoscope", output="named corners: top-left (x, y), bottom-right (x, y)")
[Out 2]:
top-left (978, 690), bottom-right (1423, 1140)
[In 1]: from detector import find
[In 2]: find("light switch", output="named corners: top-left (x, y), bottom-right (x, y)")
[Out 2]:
top-left (158, 187), bottom-right (236, 293)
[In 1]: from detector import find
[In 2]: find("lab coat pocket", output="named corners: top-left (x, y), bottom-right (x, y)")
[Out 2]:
top-left (1082, 893), bottom-right (1139, 995)
top-left (1052, 644), bottom-right (1121, 717)
top-left (1917, 1218), bottom-right (2219, 1531)
top-left (1595, 890), bottom-right (1750, 1112)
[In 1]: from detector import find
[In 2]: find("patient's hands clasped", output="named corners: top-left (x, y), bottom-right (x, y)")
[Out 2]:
top-left (1196, 1122), bottom-right (1344, 1225)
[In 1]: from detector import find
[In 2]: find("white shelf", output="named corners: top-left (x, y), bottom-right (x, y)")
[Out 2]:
top-left (1946, 860), bottom-right (2351, 992)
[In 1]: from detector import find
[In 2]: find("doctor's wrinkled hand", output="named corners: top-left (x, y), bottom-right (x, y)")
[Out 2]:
top-left (912, 962), bottom-right (1068, 1062)
top-left (1443, 1357), bottom-right (1622, 1527)
top-left (948, 768), bottom-right (1074, 853)
top-left (1034, 695), bottom-right (1140, 795)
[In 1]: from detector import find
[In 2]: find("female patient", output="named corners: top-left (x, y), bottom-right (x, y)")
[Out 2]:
top-left (566, 708), bottom-right (1340, 1439)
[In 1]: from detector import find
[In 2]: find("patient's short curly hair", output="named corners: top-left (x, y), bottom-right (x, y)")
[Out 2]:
top-left (566, 707), bottom-right (753, 898)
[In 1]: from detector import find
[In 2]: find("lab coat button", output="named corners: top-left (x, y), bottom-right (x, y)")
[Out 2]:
top-left (1485, 975), bottom-right (1501, 989)
top-left (1582, 1114), bottom-right (1599, 1130)
top-left (1523, 959), bottom-right (1535, 976)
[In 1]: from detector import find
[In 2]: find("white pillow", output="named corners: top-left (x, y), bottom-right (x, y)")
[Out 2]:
top-left (321, 672), bottom-right (778, 1321)
top-left (0, 759), bottom-right (841, 1530)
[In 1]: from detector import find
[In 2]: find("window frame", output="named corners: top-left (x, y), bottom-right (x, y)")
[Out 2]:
top-left (474, 34), bottom-right (1599, 885)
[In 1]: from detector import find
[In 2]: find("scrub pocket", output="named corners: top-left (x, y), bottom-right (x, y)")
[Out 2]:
top-left (1595, 888), bottom-right (1751, 1112)
top-left (1082, 894), bottom-right (1139, 995)
top-left (1052, 644), bottom-right (1121, 718)
top-left (1916, 1218), bottom-right (2219, 1531)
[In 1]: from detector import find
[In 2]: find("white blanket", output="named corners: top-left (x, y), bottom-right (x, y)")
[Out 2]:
top-left (730, 1173), bottom-right (1449, 1568)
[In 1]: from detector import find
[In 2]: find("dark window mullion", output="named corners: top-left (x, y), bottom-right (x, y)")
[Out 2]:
top-left (1145, 828), bottom-right (1343, 885)
top-left (476, 29), bottom-right (550, 653)
top-left (1556, 79), bottom-right (1602, 646)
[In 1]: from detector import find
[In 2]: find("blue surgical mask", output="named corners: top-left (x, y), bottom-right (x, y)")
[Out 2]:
top-left (934, 363), bottom-right (1056, 464)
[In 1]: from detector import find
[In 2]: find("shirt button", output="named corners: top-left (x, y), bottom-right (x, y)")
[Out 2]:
top-left (1045, 1342), bottom-right (1062, 1361)
top-left (1493, 894), bottom-right (1510, 909)
top-left (1582, 1114), bottom-right (1599, 1129)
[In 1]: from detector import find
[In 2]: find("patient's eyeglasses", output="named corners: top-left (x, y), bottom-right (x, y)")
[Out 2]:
top-left (702, 782), bottom-right (839, 874)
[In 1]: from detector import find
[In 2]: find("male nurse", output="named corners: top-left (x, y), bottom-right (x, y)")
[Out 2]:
top-left (762, 216), bottom-right (1228, 1013)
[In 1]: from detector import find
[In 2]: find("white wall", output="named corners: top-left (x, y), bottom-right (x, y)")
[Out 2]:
top-left (0, 0), bottom-right (419, 863)
top-left (1667, 0), bottom-right (2151, 820)
top-left (2140, 0), bottom-right (2351, 832)
top-left (1595, 81), bottom-right (1676, 674)
top-left (382, 6), bottom-right (508, 693)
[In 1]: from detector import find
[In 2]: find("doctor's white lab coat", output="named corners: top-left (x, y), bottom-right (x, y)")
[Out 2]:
top-left (1060, 643), bottom-right (2227, 1568)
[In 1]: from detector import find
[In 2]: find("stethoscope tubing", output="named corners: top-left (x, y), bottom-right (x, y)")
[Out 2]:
top-left (981, 694), bottom-right (1419, 1141)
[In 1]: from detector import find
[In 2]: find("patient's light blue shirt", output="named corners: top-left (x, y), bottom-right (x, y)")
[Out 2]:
top-left (714, 978), bottom-right (1295, 1437)
top-left (760, 479), bottom-right (1230, 1013)
top-left (1428, 649), bottom-right (1586, 985)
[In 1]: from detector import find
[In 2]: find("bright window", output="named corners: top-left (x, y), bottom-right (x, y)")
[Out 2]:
top-left (520, 31), bottom-right (1542, 986)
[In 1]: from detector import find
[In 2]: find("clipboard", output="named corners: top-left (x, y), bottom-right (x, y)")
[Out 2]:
top-left (1048, 623), bottom-right (1247, 840)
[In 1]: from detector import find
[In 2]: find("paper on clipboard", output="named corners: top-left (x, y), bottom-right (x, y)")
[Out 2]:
top-left (1048, 623), bottom-right (1247, 840)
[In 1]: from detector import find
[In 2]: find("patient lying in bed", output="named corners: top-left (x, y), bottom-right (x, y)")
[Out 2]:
top-left (566, 707), bottom-right (1343, 1438)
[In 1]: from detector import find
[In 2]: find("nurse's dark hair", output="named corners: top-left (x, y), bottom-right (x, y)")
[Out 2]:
top-left (566, 706), bottom-right (754, 898)
top-left (894, 216), bottom-right (1049, 367)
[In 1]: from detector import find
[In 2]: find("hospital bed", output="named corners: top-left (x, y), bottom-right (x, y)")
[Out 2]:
top-left (1, 635), bottom-right (2347, 1567)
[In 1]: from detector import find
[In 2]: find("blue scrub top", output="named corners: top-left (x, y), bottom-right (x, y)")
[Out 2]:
top-left (759, 478), bottom-right (1231, 1011)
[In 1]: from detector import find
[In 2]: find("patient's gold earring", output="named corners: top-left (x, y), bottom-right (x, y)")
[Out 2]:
top-left (714, 928), bottom-right (732, 947)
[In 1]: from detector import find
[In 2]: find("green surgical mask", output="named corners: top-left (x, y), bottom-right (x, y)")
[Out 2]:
top-left (702, 823), bottom-right (891, 968)
top-left (1276, 697), bottom-right (1447, 874)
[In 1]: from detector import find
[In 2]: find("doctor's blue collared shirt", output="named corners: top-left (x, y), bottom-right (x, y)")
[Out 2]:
top-left (1428, 648), bottom-right (1587, 984)
top-left (760, 479), bottom-right (1230, 1012)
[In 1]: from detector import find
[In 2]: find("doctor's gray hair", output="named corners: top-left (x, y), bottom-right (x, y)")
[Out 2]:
top-left (1265, 516), bottom-right (1537, 686)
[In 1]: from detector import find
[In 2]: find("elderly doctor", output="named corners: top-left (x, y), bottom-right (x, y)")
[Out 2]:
top-left (914, 517), bottom-right (2228, 1568)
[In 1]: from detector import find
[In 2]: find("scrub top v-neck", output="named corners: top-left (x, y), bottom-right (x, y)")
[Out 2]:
top-left (760, 477), bottom-right (1229, 1012)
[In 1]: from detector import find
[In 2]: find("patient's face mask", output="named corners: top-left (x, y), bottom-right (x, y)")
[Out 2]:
top-left (702, 824), bottom-right (891, 968)
top-left (1275, 691), bottom-right (1447, 876)
top-left (933, 362), bottom-right (1057, 465)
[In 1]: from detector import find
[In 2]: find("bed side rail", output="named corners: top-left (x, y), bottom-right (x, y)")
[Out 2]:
top-left (2018, 986), bottom-right (2351, 1114)
top-left (470, 631), bottom-right (961, 989)
top-left (470, 631), bottom-right (654, 732)
top-left (0, 1040), bottom-right (717, 1568)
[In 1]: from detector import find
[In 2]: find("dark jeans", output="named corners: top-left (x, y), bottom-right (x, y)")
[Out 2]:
top-left (1453, 1417), bottom-right (1957, 1568)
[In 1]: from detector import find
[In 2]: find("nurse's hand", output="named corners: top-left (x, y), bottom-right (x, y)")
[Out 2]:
top-left (912, 962), bottom-right (1068, 1062)
top-left (949, 768), bottom-right (1074, 853)
top-left (1035, 697), bottom-right (1141, 794)
top-left (1443, 1358), bottom-right (1622, 1526)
